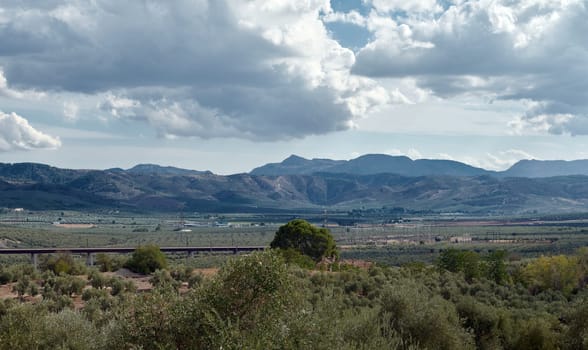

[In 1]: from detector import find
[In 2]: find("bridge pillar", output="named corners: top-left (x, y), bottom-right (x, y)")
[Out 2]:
top-left (31, 253), bottom-right (38, 270)
top-left (86, 253), bottom-right (94, 266)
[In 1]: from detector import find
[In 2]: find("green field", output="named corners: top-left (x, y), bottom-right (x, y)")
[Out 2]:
top-left (2, 210), bottom-right (588, 267)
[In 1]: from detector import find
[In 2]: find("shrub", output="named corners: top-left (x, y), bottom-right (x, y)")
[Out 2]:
top-left (513, 318), bottom-right (559, 350)
top-left (88, 270), bottom-right (107, 289)
top-left (0, 269), bottom-right (13, 285)
top-left (149, 269), bottom-right (180, 291)
top-left (124, 244), bottom-right (168, 274)
top-left (41, 252), bottom-right (87, 275)
top-left (169, 265), bottom-right (194, 282)
top-left (379, 283), bottom-right (475, 350)
top-left (95, 253), bottom-right (125, 272)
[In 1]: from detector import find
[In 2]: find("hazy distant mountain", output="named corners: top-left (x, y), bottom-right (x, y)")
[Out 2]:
top-left (253, 155), bottom-right (588, 178)
top-left (2, 161), bottom-right (588, 214)
top-left (126, 164), bottom-right (212, 176)
top-left (502, 159), bottom-right (588, 178)
top-left (250, 155), bottom-right (344, 175)
top-left (252, 154), bottom-right (491, 177)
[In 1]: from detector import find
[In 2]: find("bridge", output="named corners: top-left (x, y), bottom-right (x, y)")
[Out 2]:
top-left (0, 246), bottom-right (266, 269)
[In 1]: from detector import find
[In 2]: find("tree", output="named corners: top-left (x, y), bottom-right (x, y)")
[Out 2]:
top-left (437, 248), bottom-right (481, 282)
top-left (521, 255), bottom-right (580, 295)
top-left (270, 219), bottom-right (338, 262)
top-left (124, 244), bottom-right (168, 274)
top-left (484, 250), bottom-right (509, 284)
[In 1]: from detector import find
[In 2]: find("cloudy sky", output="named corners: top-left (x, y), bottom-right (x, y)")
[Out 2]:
top-left (0, 0), bottom-right (587, 174)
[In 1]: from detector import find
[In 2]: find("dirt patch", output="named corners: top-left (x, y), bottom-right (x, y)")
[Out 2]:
top-left (101, 269), bottom-right (152, 292)
top-left (193, 268), bottom-right (219, 277)
top-left (339, 259), bottom-right (373, 269)
top-left (53, 223), bottom-right (96, 229)
top-left (0, 283), bottom-right (17, 299)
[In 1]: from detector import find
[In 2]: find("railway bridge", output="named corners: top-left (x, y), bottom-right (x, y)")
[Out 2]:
top-left (0, 246), bottom-right (266, 269)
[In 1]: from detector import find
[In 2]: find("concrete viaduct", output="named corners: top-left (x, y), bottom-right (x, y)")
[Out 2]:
top-left (0, 246), bottom-right (266, 269)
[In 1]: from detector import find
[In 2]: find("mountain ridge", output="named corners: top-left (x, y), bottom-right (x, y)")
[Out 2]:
top-left (251, 154), bottom-right (588, 178)
top-left (2, 160), bottom-right (588, 214)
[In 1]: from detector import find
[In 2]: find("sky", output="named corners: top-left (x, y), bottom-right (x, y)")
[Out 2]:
top-left (0, 0), bottom-right (587, 174)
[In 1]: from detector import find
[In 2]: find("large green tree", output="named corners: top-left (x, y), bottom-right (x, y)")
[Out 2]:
top-left (270, 219), bottom-right (338, 261)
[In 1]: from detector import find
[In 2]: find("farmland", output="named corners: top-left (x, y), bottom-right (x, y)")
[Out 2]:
top-left (2, 209), bottom-right (588, 266)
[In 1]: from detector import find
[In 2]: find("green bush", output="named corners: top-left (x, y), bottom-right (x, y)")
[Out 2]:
top-left (0, 269), bottom-right (13, 285)
top-left (88, 269), bottom-right (107, 289)
top-left (149, 269), bottom-right (180, 291)
top-left (513, 318), bottom-right (560, 350)
top-left (95, 253), bottom-right (125, 272)
top-left (379, 283), bottom-right (475, 350)
top-left (41, 252), bottom-right (87, 275)
top-left (169, 265), bottom-right (194, 282)
top-left (124, 244), bottom-right (168, 274)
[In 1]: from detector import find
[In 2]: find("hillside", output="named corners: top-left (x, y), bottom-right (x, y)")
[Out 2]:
top-left (2, 162), bottom-right (588, 214)
top-left (251, 154), bottom-right (491, 177)
top-left (252, 154), bottom-right (588, 178)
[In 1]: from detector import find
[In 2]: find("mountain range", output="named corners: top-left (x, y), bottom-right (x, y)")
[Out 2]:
top-left (1, 156), bottom-right (588, 214)
top-left (251, 154), bottom-right (588, 178)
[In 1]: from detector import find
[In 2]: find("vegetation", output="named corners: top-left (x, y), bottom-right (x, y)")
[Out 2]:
top-left (124, 244), bottom-right (168, 274)
top-left (0, 246), bottom-right (587, 349)
top-left (270, 219), bottom-right (338, 262)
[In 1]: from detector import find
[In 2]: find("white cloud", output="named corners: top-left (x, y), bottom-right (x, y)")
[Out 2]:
top-left (62, 101), bottom-right (79, 122)
top-left (369, 0), bottom-right (443, 15)
top-left (385, 148), bottom-right (403, 156)
top-left (353, 0), bottom-right (588, 136)
top-left (383, 148), bottom-right (534, 171)
top-left (322, 10), bottom-right (367, 26)
top-left (0, 111), bottom-right (61, 151)
top-left (437, 153), bottom-right (455, 160)
top-left (1, 0), bottom-right (586, 145)
top-left (98, 93), bottom-right (141, 118)
top-left (384, 148), bottom-right (422, 159)
top-left (407, 148), bottom-right (423, 159)
top-left (462, 149), bottom-right (535, 171)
